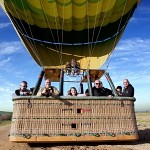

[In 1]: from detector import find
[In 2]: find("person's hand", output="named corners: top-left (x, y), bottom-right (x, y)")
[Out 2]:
top-left (41, 88), bottom-right (47, 95)
top-left (85, 93), bottom-right (90, 96)
top-left (108, 95), bottom-right (113, 99)
top-left (23, 91), bottom-right (29, 95)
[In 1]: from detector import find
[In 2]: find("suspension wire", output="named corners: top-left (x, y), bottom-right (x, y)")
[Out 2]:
top-left (107, 0), bottom-right (130, 63)
top-left (90, 0), bottom-right (130, 60)
top-left (106, 0), bottom-right (134, 79)
top-left (39, 0), bottom-right (60, 67)
top-left (20, 0), bottom-right (44, 66)
top-left (90, 0), bottom-right (111, 58)
top-left (87, 0), bottom-right (111, 69)
top-left (86, 0), bottom-right (91, 69)
top-left (7, 0), bottom-right (35, 49)
top-left (59, 0), bottom-right (66, 67)
top-left (60, 1), bottom-right (66, 126)
top-left (53, 1), bottom-right (62, 64)
top-left (6, 1), bottom-right (44, 66)
top-left (91, 1), bottom-right (99, 51)
top-left (88, 0), bottom-right (134, 72)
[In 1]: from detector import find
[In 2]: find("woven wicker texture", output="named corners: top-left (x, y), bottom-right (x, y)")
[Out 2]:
top-left (10, 97), bottom-right (138, 141)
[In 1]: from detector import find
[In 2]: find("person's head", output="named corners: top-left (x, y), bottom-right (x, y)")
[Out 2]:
top-left (71, 59), bottom-right (77, 66)
top-left (45, 79), bottom-right (51, 89)
top-left (20, 81), bottom-right (28, 91)
top-left (94, 79), bottom-right (102, 89)
top-left (66, 61), bottom-right (71, 66)
top-left (116, 86), bottom-right (122, 94)
top-left (123, 79), bottom-right (130, 88)
top-left (70, 87), bottom-right (77, 96)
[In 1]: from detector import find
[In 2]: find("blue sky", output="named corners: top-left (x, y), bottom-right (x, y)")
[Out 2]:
top-left (0, 0), bottom-right (150, 112)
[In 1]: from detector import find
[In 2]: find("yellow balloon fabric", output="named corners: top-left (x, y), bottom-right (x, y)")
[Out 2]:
top-left (0, 0), bottom-right (141, 69)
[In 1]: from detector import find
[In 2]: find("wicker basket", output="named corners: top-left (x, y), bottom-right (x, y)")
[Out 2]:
top-left (10, 96), bottom-right (138, 143)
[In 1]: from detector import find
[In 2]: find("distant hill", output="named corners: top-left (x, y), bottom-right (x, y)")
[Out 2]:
top-left (0, 111), bottom-right (12, 116)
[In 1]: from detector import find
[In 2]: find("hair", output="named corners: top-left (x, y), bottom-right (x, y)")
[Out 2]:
top-left (69, 87), bottom-right (78, 96)
top-left (116, 86), bottom-right (122, 91)
top-left (94, 79), bottom-right (102, 84)
top-left (123, 79), bottom-right (130, 84)
top-left (21, 81), bottom-right (27, 85)
top-left (45, 79), bottom-right (51, 82)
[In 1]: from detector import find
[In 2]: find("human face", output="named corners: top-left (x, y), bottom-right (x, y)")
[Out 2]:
top-left (70, 88), bottom-right (77, 96)
top-left (94, 80), bottom-right (102, 88)
top-left (116, 89), bottom-right (121, 94)
top-left (45, 79), bottom-right (51, 88)
top-left (20, 83), bottom-right (27, 91)
top-left (123, 79), bottom-right (129, 88)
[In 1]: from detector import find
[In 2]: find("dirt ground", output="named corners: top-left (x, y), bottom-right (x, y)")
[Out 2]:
top-left (0, 113), bottom-right (150, 150)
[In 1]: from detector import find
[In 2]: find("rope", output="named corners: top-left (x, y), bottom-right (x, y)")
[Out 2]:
top-left (86, 0), bottom-right (111, 69)
top-left (107, 132), bottom-right (116, 137)
top-left (92, 0), bottom-right (133, 68)
top-left (90, 1), bottom-right (100, 43)
top-left (23, 133), bottom-right (31, 139)
top-left (89, 0), bottom-right (111, 59)
top-left (53, 1), bottom-right (62, 66)
top-left (88, 0), bottom-right (134, 70)
top-left (105, 0), bottom-right (129, 67)
top-left (59, 0), bottom-right (65, 67)
top-left (106, 0), bottom-right (135, 75)
top-left (39, 0), bottom-right (60, 67)
top-left (6, 1), bottom-right (44, 66)
top-left (86, 1), bottom-right (91, 69)
top-left (75, 133), bottom-right (81, 137)
top-left (7, 1), bottom-right (34, 48)
top-left (124, 132), bottom-right (131, 135)
top-left (93, 133), bottom-right (100, 137)
top-left (20, 0), bottom-right (43, 67)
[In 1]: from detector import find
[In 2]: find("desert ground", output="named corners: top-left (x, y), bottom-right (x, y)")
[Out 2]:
top-left (0, 112), bottom-right (150, 150)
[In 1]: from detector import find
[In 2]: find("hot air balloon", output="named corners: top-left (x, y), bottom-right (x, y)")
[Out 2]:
top-left (0, 0), bottom-right (141, 143)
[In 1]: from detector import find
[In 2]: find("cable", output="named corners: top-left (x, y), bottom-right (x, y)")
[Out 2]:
top-left (20, 0), bottom-right (43, 66)
top-left (39, 0), bottom-right (60, 67)
top-left (87, 0), bottom-right (111, 69)
top-left (6, 1), bottom-right (44, 66)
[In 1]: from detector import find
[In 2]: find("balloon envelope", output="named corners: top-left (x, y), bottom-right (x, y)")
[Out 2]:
top-left (0, 0), bottom-right (141, 69)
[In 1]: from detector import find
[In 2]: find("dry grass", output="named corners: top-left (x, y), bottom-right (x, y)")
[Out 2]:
top-left (136, 112), bottom-right (150, 126)
top-left (0, 112), bottom-right (150, 150)
top-left (0, 120), bottom-right (11, 127)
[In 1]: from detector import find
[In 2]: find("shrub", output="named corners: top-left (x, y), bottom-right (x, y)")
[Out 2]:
top-left (0, 113), bottom-right (12, 121)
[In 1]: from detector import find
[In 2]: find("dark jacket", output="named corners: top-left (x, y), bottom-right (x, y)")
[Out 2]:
top-left (86, 87), bottom-right (113, 96)
top-left (122, 84), bottom-right (134, 97)
top-left (15, 89), bottom-right (31, 96)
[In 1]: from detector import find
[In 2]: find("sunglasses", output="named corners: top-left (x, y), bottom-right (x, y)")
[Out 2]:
top-left (95, 83), bottom-right (101, 85)
top-left (21, 85), bottom-right (27, 87)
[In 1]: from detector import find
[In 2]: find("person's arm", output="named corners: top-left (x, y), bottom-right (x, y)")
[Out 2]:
top-left (23, 89), bottom-right (32, 96)
top-left (78, 82), bottom-right (84, 94)
top-left (85, 89), bottom-right (89, 96)
top-left (37, 87), bottom-right (44, 96)
top-left (105, 88), bottom-right (114, 96)
top-left (15, 89), bottom-right (20, 96)
top-left (52, 87), bottom-right (59, 96)
top-left (67, 90), bottom-right (71, 96)
top-left (127, 85), bottom-right (134, 97)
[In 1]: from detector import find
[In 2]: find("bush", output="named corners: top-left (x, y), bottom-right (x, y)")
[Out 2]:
top-left (0, 113), bottom-right (12, 121)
